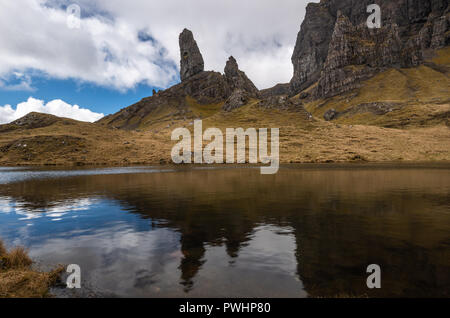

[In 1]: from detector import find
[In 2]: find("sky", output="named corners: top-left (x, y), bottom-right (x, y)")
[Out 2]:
top-left (0, 0), bottom-right (315, 124)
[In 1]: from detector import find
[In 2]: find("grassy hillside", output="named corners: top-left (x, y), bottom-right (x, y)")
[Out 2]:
top-left (0, 49), bottom-right (449, 166)
top-left (0, 113), bottom-right (170, 166)
top-left (303, 48), bottom-right (450, 128)
top-left (1, 104), bottom-right (448, 166)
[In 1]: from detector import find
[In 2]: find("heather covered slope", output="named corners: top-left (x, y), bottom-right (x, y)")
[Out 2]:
top-left (0, 99), bottom-right (449, 166)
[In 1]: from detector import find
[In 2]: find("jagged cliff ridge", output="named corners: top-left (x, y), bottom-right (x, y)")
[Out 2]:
top-left (289, 0), bottom-right (449, 97)
top-left (98, 1), bottom-right (449, 131)
top-left (98, 28), bottom-right (303, 129)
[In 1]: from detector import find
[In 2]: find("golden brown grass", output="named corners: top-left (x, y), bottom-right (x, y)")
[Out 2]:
top-left (0, 241), bottom-right (32, 270)
top-left (3, 247), bottom-right (33, 269)
top-left (0, 240), bottom-right (6, 256)
top-left (303, 66), bottom-right (449, 125)
top-left (185, 96), bottom-right (224, 118)
top-left (432, 46), bottom-right (450, 65)
top-left (303, 47), bottom-right (450, 127)
top-left (0, 239), bottom-right (64, 298)
top-left (0, 102), bottom-right (448, 165)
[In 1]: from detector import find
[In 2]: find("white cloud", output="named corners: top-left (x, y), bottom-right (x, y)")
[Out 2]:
top-left (0, 0), bottom-right (179, 91)
top-left (0, 97), bottom-right (104, 124)
top-left (0, 72), bottom-right (36, 92)
top-left (0, 0), bottom-right (316, 91)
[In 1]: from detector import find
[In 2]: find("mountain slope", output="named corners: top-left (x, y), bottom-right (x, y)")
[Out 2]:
top-left (1, 101), bottom-right (449, 166)
top-left (303, 47), bottom-right (450, 127)
top-left (97, 71), bottom-right (228, 130)
top-left (0, 112), bottom-right (169, 166)
top-left (0, 2), bottom-right (449, 166)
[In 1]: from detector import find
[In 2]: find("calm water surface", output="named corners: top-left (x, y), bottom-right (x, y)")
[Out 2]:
top-left (0, 165), bottom-right (449, 297)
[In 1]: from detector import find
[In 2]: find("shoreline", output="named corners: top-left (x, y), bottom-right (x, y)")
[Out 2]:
top-left (1, 161), bottom-right (450, 170)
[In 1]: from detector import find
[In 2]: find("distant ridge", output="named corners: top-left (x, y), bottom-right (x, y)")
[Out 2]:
top-left (0, 112), bottom-right (62, 133)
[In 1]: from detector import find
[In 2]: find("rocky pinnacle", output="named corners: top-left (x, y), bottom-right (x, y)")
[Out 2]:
top-left (179, 29), bottom-right (205, 81)
top-left (224, 56), bottom-right (260, 97)
top-left (222, 56), bottom-right (260, 111)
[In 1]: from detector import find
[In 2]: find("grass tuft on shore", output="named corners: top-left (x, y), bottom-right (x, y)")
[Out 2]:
top-left (0, 239), bottom-right (64, 298)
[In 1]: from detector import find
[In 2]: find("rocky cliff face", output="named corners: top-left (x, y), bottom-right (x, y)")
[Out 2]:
top-left (99, 70), bottom-right (231, 130)
top-left (224, 56), bottom-right (260, 98)
top-left (260, 83), bottom-right (291, 98)
top-left (290, 2), bottom-right (336, 95)
top-left (179, 29), bottom-right (205, 81)
top-left (316, 11), bottom-right (404, 97)
top-left (290, 0), bottom-right (449, 97)
top-left (222, 56), bottom-right (261, 111)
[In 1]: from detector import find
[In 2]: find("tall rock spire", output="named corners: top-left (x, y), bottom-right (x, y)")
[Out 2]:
top-left (179, 29), bottom-right (204, 81)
